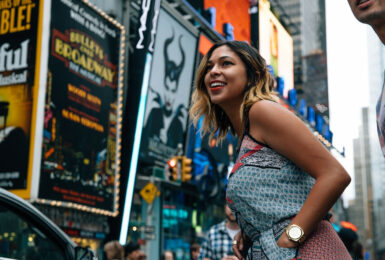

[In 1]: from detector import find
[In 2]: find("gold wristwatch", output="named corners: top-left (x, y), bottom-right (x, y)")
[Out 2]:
top-left (285, 224), bottom-right (305, 243)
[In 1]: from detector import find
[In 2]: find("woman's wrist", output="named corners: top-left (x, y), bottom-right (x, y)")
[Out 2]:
top-left (277, 232), bottom-right (299, 248)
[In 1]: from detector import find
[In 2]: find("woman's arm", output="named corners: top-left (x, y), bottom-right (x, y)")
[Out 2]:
top-left (248, 100), bottom-right (351, 247)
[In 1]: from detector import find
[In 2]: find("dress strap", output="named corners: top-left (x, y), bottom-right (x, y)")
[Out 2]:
top-left (244, 113), bottom-right (251, 134)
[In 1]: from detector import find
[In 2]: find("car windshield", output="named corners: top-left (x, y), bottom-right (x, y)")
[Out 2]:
top-left (0, 205), bottom-right (66, 260)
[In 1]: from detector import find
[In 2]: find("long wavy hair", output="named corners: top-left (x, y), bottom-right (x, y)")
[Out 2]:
top-left (189, 40), bottom-right (278, 143)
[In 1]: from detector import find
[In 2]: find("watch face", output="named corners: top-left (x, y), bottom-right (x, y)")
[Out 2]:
top-left (288, 226), bottom-right (302, 239)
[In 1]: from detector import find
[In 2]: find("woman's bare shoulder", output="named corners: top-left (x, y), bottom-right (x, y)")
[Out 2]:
top-left (249, 100), bottom-right (287, 123)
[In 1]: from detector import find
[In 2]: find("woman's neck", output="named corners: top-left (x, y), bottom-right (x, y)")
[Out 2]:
top-left (221, 103), bottom-right (244, 137)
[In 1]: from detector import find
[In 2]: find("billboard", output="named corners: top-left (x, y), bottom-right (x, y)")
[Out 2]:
top-left (0, 0), bottom-right (41, 195)
top-left (259, 0), bottom-right (294, 97)
top-left (204, 0), bottom-right (251, 42)
top-left (140, 8), bottom-right (198, 167)
top-left (37, 0), bottom-right (124, 214)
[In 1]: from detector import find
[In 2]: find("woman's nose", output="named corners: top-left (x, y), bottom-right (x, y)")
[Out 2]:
top-left (209, 64), bottom-right (220, 76)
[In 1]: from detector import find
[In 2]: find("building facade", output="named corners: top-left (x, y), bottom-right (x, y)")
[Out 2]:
top-left (348, 28), bottom-right (385, 258)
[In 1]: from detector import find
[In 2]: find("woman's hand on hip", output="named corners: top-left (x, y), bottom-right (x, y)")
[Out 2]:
top-left (277, 232), bottom-right (298, 249)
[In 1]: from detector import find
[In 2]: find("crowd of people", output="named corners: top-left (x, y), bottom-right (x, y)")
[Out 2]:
top-left (102, 216), bottom-right (363, 260)
top-left (102, 241), bottom-right (191, 260)
top-left (103, 241), bottom-right (146, 260)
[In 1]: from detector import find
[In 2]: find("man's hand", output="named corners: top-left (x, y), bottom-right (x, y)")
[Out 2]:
top-left (232, 231), bottom-right (251, 260)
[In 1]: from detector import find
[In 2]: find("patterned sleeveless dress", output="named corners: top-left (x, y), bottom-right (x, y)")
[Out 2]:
top-left (226, 131), bottom-right (351, 260)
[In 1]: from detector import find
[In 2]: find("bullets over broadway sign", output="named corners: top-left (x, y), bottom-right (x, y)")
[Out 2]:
top-left (0, 0), bottom-right (40, 190)
top-left (38, 0), bottom-right (123, 213)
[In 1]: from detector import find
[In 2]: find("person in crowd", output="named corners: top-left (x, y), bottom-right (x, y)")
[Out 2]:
top-left (198, 204), bottom-right (240, 260)
top-left (138, 251), bottom-right (146, 260)
top-left (189, 40), bottom-right (351, 259)
top-left (351, 241), bottom-right (364, 260)
top-left (161, 250), bottom-right (176, 260)
top-left (124, 242), bottom-right (145, 260)
top-left (103, 240), bottom-right (124, 260)
top-left (347, 0), bottom-right (385, 156)
top-left (190, 242), bottom-right (201, 260)
top-left (338, 227), bottom-right (364, 260)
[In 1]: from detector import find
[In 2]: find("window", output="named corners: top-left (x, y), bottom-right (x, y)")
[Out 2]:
top-left (0, 205), bottom-right (66, 260)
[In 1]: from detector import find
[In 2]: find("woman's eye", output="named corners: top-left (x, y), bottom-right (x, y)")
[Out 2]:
top-left (206, 64), bottom-right (213, 70)
top-left (223, 61), bottom-right (232, 66)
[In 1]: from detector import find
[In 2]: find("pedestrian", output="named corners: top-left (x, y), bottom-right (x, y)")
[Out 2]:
top-left (347, 0), bottom-right (385, 155)
top-left (190, 242), bottom-right (201, 260)
top-left (198, 204), bottom-right (240, 260)
top-left (124, 242), bottom-right (145, 260)
top-left (103, 240), bottom-right (124, 260)
top-left (189, 40), bottom-right (352, 259)
top-left (161, 250), bottom-right (176, 260)
top-left (338, 228), bottom-right (364, 260)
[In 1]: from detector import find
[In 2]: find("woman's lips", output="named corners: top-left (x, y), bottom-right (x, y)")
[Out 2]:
top-left (210, 86), bottom-right (225, 91)
top-left (209, 81), bottom-right (226, 91)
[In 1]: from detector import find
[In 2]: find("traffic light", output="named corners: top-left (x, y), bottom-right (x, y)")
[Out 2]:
top-left (181, 156), bottom-right (193, 182)
top-left (167, 156), bottom-right (180, 181)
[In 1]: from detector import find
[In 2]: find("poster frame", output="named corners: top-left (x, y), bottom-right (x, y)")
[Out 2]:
top-left (28, 0), bottom-right (125, 216)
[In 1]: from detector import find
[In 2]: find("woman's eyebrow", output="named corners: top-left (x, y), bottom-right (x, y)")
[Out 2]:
top-left (208, 55), bottom-right (234, 63)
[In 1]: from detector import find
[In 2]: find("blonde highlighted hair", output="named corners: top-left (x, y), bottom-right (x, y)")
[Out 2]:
top-left (189, 41), bottom-right (278, 143)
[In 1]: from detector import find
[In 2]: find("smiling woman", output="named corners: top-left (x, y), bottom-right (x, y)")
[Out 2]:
top-left (191, 41), bottom-right (277, 143)
top-left (203, 46), bottom-right (248, 109)
top-left (189, 41), bottom-right (352, 259)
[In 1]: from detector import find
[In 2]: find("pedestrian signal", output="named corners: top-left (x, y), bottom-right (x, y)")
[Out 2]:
top-left (181, 156), bottom-right (193, 182)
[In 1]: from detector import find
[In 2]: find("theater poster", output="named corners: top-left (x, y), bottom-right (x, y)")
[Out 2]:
top-left (139, 8), bottom-right (198, 167)
top-left (0, 0), bottom-right (42, 196)
top-left (38, 0), bottom-right (124, 214)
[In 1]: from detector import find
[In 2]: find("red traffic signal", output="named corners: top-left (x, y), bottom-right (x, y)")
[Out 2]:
top-left (166, 156), bottom-right (181, 181)
top-left (167, 157), bottom-right (177, 168)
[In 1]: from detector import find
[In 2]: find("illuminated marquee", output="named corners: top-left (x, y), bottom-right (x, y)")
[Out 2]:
top-left (51, 29), bottom-right (116, 86)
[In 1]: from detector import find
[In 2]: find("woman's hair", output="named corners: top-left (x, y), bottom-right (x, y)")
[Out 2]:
top-left (189, 40), bottom-right (278, 143)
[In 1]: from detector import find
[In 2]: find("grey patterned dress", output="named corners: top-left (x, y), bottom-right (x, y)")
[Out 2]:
top-left (226, 133), bottom-right (315, 260)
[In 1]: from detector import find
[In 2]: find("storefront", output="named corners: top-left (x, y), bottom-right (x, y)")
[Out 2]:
top-left (124, 178), bottom-right (228, 259)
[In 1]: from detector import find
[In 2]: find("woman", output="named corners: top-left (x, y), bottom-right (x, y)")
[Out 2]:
top-left (189, 41), bottom-right (351, 259)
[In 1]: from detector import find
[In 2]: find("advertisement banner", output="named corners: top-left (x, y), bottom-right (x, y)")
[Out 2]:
top-left (140, 8), bottom-right (198, 166)
top-left (204, 0), bottom-right (251, 42)
top-left (259, 0), bottom-right (294, 97)
top-left (0, 0), bottom-right (41, 191)
top-left (38, 0), bottom-right (123, 213)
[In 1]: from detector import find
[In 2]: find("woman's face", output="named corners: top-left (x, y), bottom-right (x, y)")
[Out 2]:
top-left (204, 45), bottom-right (248, 108)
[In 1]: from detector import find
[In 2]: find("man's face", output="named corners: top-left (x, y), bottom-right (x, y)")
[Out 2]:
top-left (190, 246), bottom-right (200, 260)
top-left (225, 204), bottom-right (236, 222)
top-left (164, 251), bottom-right (174, 260)
top-left (347, 0), bottom-right (385, 26)
top-left (127, 249), bottom-right (143, 260)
